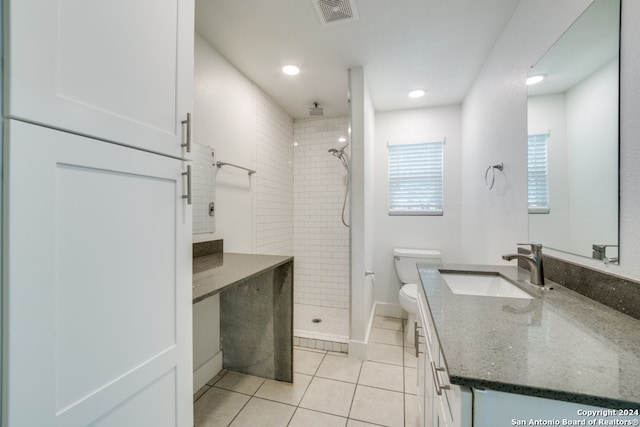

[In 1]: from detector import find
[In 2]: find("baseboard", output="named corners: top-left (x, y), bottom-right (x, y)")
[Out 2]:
top-left (193, 351), bottom-right (223, 393)
top-left (374, 302), bottom-right (406, 319)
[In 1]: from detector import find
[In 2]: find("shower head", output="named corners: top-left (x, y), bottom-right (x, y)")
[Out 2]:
top-left (309, 102), bottom-right (324, 116)
top-left (329, 145), bottom-right (349, 171)
top-left (328, 143), bottom-right (348, 157)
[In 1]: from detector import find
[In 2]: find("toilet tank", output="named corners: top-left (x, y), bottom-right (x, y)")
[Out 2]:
top-left (394, 248), bottom-right (442, 284)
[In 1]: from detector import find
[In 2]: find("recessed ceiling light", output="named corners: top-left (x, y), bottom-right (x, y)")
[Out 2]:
top-left (408, 89), bottom-right (426, 98)
top-left (526, 75), bottom-right (545, 85)
top-left (339, 137), bottom-right (346, 143)
top-left (282, 65), bottom-right (300, 76)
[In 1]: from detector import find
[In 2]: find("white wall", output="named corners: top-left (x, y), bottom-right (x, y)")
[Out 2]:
top-left (373, 106), bottom-right (463, 304)
top-left (349, 67), bottom-right (376, 357)
top-left (565, 60), bottom-right (619, 256)
top-left (293, 116), bottom-right (350, 309)
top-left (192, 33), bottom-right (294, 254)
top-left (460, 0), bottom-right (594, 265)
top-left (464, 0), bottom-right (640, 280)
top-left (191, 33), bottom-right (294, 391)
top-left (193, 33), bottom-right (256, 250)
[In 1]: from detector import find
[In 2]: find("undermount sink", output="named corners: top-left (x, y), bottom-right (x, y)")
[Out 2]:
top-left (440, 272), bottom-right (534, 299)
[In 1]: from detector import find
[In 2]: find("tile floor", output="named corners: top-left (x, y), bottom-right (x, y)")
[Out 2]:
top-left (194, 315), bottom-right (419, 427)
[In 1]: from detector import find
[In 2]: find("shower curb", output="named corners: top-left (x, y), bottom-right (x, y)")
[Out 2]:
top-left (294, 336), bottom-right (349, 353)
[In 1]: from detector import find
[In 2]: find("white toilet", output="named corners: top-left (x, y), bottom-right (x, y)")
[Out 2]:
top-left (394, 248), bottom-right (442, 345)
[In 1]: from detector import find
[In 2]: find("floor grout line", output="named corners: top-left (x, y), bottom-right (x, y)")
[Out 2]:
top-left (195, 315), bottom-right (416, 427)
top-left (345, 355), bottom-right (365, 421)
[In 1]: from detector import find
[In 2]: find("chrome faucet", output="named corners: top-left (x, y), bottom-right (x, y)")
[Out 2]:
top-left (502, 243), bottom-right (545, 286)
top-left (592, 244), bottom-right (619, 265)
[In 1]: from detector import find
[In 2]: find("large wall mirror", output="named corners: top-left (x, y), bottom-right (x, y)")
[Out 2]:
top-left (527, 0), bottom-right (620, 263)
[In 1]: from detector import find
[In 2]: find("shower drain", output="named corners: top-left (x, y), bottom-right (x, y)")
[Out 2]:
top-left (311, 318), bottom-right (322, 323)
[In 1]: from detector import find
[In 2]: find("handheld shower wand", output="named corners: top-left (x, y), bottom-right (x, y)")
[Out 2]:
top-left (329, 145), bottom-right (349, 171)
top-left (328, 146), bottom-right (350, 227)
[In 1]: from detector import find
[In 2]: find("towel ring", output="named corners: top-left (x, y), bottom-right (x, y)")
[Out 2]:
top-left (484, 163), bottom-right (503, 190)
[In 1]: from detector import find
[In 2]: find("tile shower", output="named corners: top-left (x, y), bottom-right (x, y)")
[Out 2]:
top-left (192, 98), bottom-right (351, 351)
top-left (293, 116), bottom-right (351, 350)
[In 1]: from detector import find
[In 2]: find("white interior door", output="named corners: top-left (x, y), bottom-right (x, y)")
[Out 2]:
top-left (3, 120), bottom-right (192, 426)
top-left (4, 0), bottom-right (193, 158)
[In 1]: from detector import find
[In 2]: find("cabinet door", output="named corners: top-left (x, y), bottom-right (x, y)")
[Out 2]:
top-left (5, 0), bottom-right (194, 158)
top-left (417, 298), bottom-right (436, 427)
top-left (3, 120), bottom-right (193, 426)
top-left (416, 319), bottom-right (428, 427)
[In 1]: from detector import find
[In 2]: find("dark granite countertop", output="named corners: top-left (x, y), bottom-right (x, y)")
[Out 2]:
top-left (193, 253), bottom-right (293, 303)
top-left (418, 263), bottom-right (640, 409)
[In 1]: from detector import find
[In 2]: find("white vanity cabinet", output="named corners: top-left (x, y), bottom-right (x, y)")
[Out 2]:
top-left (415, 298), bottom-right (433, 427)
top-left (416, 285), bottom-right (472, 427)
top-left (4, 0), bottom-right (194, 158)
top-left (415, 278), bottom-right (637, 427)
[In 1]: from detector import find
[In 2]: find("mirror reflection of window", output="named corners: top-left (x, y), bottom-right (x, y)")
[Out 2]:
top-left (527, 132), bottom-right (550, 215)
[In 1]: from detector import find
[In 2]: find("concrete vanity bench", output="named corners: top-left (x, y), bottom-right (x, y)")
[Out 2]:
top-left (193, 242), bottom-right (294, 383)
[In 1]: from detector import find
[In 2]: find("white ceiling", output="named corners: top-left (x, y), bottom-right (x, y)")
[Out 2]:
top-left (527, 0), bottom-right (620, 96)
top-left (195, 0), bottom-right (522, 119)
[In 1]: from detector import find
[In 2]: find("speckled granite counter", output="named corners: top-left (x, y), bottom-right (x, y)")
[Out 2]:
top-left (418, 264), bottom-right (640, 409)
top-left (193, 253), bottom-right (293, 303)
top-left (193, 253), bottom-right (294, 382)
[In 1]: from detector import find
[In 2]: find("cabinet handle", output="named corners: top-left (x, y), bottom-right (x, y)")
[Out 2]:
top-left (414, 322), bottom-right (425, 358)
top-left (182, 165), bottom-right (192, 205)
top-left (430, 361), bottom-right (450, 395)
top-left (181, 113), bottom-right (192, 153)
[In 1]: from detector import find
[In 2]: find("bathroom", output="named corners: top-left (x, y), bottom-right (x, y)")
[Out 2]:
top-left (2, 0), bottom-right (639, 425)
top-left (191, 0), bottom-right (640, 358)
top-left (188, 0), bottom-right (640, 422)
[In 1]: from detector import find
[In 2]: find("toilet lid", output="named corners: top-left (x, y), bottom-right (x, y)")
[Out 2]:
top-left (400, 283), bottom-right (418, 299)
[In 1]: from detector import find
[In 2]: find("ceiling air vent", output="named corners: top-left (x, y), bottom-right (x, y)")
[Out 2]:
top-left (312, 0), bottom-right (358, 26)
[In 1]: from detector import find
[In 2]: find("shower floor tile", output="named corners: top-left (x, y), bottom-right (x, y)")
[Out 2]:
top-left (294, 303), bottom-right (349, 341)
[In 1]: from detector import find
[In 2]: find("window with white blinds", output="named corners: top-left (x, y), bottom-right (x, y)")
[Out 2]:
top-left (388, 139), bottom-right (444, 216)
top-left (528, 133), bottom-right (550, 214)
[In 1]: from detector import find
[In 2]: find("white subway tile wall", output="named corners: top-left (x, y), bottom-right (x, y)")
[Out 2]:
top-left (253, 89), bottom-right (295, 256)
top-left (293, 116), bottom-right (350, 309)
top-left (192, 142), bottom-right (216, 235)
top-left (192, 87), bottom-right (348, 311)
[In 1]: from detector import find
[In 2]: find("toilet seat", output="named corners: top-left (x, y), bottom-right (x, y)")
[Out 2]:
top-left (399, 283), bottom-right (418, 345)
top-left (399, 283), bottom-right (418, 316)
top-left (400, 283), bottom-right (417, 300)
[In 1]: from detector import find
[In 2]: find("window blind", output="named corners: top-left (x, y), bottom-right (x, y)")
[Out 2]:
top-left (388, 140), bottom-right (444, 216)
top-left (528, 133), bottom-right (550, 214)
